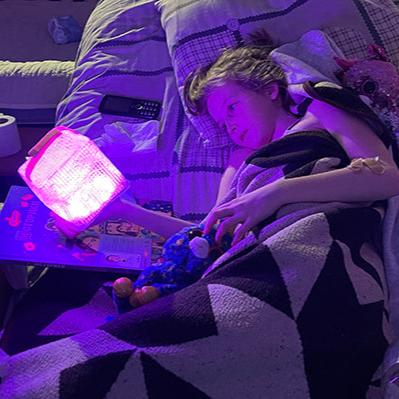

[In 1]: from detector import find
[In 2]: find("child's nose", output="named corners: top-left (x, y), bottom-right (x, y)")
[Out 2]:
top-left (227, 124), bottom-right (238, 136)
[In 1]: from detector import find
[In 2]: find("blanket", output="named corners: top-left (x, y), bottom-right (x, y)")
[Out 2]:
top-left (0, 130), bottom-right (390, 399)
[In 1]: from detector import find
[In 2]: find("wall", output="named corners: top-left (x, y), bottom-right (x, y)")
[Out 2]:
top-left (0, 0), bottom-right (97, 62)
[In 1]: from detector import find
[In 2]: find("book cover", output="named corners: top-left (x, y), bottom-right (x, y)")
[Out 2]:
top-left (0, 186), bottom-right (168, 274)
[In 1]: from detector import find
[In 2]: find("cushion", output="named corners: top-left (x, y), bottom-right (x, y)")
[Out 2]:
top-left (158, 0), bottom-right (399, 148)
top-left (56, 0), bottom-right (172, 139)
top-left (0, 61), bottom-right (74, 125)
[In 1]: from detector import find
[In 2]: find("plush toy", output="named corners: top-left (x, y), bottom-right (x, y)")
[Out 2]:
top-left (113, 225), bottom-right (231, 313)
top-left (334, 44), bottom-right (399, 132)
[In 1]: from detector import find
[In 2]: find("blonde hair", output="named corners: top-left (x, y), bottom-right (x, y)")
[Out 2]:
top-left (184, 31), bottom-right (294, 116)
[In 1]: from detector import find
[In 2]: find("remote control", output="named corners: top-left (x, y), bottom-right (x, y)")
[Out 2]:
top-left (99, 95), bottom-right (162, 120)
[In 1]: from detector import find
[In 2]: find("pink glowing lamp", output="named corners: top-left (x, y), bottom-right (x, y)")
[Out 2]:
top-left (18, 126), bottom-right (130, 231)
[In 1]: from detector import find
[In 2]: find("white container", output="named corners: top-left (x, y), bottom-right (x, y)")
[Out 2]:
top-left (0, 114), bottom-right (21, 157)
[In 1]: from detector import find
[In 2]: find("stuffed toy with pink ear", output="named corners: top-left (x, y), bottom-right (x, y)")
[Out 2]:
top-left (334, 44), bottom-right (399, 132)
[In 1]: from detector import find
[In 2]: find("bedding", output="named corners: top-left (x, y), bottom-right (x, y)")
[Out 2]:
top-left (0, 128), bottom-right (390, 398)
top-left (56, 0), bottom-right (399, 221)
top-left (2, 0), bottom-right (399, 397)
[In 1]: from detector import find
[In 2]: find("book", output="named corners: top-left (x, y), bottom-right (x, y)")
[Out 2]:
top-left (0, 186), bottom-right (169, 274)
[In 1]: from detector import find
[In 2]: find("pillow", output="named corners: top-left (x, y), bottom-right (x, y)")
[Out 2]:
top-left (158, 0), bottom-right (399, 148)
top-left (56, 0), bottom-right (172, 140)
top-left (0, 61), bottom-right (74, 125)
top-left (55, 0), bottom-right (179, 205)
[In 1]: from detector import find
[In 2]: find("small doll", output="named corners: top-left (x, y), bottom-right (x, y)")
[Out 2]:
top-left (112, 225), bottom-right (231, 313)
top-left (334, 44), bottom-right (399, 132)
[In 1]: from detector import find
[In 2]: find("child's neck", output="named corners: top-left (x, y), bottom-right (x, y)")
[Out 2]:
top-left (272, 109), bottom-right (300, 141)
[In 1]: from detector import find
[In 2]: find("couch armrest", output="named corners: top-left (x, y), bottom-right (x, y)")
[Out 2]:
top-left (0, 61), bottom-right (74, 125)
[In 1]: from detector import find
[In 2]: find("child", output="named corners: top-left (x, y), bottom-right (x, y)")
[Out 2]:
top-left (59, 36), bottom-right (399, 311)
top-left (183, 39), bottom-right (399, 245)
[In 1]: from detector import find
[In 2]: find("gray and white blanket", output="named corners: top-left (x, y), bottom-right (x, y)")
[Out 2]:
top-left (0, 130), bottom-right (390, 398)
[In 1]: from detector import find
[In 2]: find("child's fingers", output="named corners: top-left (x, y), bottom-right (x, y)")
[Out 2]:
top-left (215, 216), bottom-right (240, 243)
top-left (54, 215), bottom-right (81, 239)
top-left (202, 213), bottom-right (216, 235)
top-left (231, 222), bottom-right (251, 246)
top-left (204, 207), bottom-right (233, 234)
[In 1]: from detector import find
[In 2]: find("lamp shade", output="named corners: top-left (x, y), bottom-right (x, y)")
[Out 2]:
top-left (18, 126), bottom-right (129, 230)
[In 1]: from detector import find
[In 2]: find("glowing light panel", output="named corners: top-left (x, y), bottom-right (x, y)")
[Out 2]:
top-left (18, 126), bottom-right (129, 230)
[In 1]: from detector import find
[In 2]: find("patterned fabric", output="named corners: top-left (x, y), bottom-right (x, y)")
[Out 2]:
top-left (0, 130), bottom-right (391, 398)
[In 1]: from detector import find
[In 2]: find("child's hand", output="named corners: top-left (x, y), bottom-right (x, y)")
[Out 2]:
top-left (203, 183), bottom-right (282, 246)
top-left (54, 215), bottom-right (83, 239)
top-left (54, 195), bottom-right (134, 239)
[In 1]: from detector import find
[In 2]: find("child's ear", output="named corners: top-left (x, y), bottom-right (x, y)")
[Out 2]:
top-left (263, 82), bottom-right (280, 101)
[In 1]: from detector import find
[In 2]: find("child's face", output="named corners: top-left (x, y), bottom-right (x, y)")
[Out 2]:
top-left (207, 80), bottom-right (279, 149)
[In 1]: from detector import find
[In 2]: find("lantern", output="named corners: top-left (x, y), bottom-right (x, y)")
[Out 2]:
top-left (18, 126), bottom-right (129, 231)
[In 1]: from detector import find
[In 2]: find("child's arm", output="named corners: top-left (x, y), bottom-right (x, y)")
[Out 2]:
top-left (116, 197), bottom-right (194, 238)
top-left (280, 99), bottom-right (399, 203)
top-left (58, 148), bottom-right (253, 240)
top-left (114, 147), bottom-right (251, 237)
top-left (205, 102), bottom-right (399, 243)
top-left (57, 197), bottom-right (194, 239)
top-left (216, 147), bottom-right (254, 203)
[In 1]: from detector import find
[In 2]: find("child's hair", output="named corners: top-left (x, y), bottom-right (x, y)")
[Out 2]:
top-left (184, 30), bottom-right (295, 116)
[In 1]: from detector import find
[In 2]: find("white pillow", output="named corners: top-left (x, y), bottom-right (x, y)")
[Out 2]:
top-left (56, 0), bottom-right (172, 139)
top-left (158, 0), bottom-right (399, 148)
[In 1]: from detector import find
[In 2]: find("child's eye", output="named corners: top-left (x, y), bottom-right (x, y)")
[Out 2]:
top-left (227, 103), bottom-right (237, 112)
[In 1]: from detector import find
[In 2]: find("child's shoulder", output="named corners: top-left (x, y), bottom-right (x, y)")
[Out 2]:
top-left (284, 112), bottom-right (324, 135)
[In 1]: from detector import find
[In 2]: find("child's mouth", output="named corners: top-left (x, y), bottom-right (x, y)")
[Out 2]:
top-left (239, 130), bottom-right (248, 142)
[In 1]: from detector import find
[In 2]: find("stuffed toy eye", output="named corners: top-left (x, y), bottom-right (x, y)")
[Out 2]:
top-left (361, 79), bottom-right (378, 94)
top-left (187, 228), bottom-right (203, 241)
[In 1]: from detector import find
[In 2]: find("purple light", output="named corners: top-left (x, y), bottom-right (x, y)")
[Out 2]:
top-left (19, 126), bottom-right (129, 231)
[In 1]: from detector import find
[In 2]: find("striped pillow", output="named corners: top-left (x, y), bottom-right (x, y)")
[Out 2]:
top-left (56, 0), bottom-right (173, 139)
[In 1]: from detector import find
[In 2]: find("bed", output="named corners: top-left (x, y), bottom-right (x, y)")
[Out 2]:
top-left (1, 0), bottom-right (399, 397)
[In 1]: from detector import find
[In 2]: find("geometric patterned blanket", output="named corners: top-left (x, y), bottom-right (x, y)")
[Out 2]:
top-left (0, 130), bottom-right (391, 398)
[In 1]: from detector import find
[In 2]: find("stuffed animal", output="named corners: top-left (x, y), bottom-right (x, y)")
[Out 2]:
top-left (334, 44), bottom-right (399, 132)
top-left (113, 225), bottom-right (231, 313)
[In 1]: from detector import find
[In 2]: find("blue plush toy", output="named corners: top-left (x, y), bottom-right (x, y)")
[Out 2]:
top-left (48, 16), bottom-right (83, 45)
top-left (112, 225), bottom-right (231, 313)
